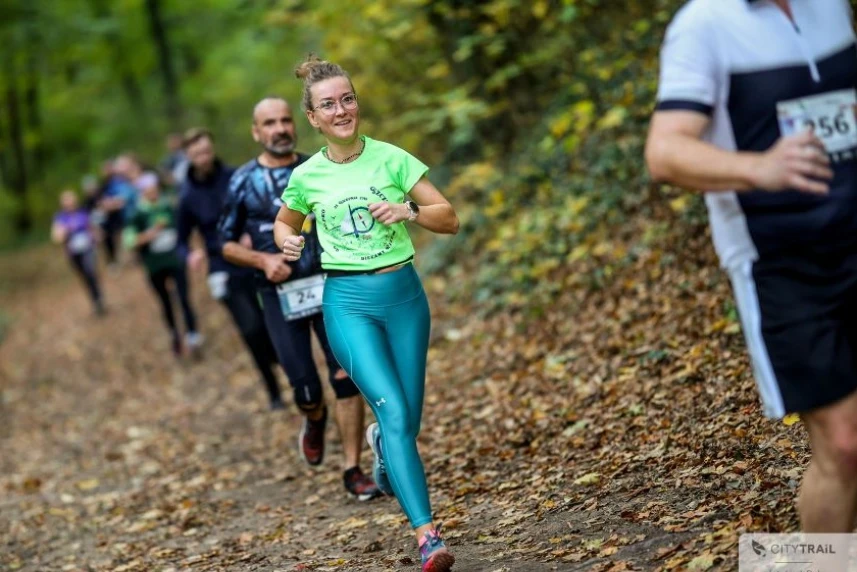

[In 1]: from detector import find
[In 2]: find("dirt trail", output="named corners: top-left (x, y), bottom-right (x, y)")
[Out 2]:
top-left (0, 236), bottom-right (808, 571)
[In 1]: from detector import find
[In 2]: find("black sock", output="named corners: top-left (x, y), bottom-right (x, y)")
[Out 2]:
top-left (343, 466), bottom-right (361, 480)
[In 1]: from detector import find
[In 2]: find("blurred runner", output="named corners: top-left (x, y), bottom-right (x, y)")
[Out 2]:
top-left (177, 127), bottom-right (284, 410)
top-left (51, 190), bottom-right (106, 316)
top-left (124, 176), bottom-right (202, 358)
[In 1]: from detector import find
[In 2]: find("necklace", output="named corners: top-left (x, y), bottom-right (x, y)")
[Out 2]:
top-left (325, 138), bottom-right (365, 164)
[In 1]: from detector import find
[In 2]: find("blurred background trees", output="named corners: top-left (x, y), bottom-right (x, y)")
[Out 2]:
top-left (10, 0), bottom-right (826, 308)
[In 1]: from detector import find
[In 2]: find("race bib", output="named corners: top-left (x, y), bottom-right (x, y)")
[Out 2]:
top-left (207, 271), bottom-right (229, 301)
top-left (150, 229), bottom-right (178, 253)
top-left (276, 274), bottom-right (325, 321)
top-left (777, 88), bottom-right (857, 163)
top-left (67, 232), bottom-right (92, 254)
top-left (89, 209), bottom-right (106, 226)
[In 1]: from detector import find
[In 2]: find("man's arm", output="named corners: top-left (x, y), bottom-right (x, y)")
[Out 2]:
top-left (645, 110), bottom-right (832, 194)
top-left (219, 170), bottom-right (292, 283)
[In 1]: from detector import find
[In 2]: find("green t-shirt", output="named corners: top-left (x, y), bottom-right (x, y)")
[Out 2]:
top-left (282, 136), bottom-right (428, 272)
top-left (123, 198), bottom-right (181, 274)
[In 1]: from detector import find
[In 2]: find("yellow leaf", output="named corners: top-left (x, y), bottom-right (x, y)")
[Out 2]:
top-left (574, 472), bottom-right (600, 486)
top-left (550, 112), bottom-right (574, 138)
top-left (669, 195), bottom-right (690, 213)
top-left (597, 106), bottom-right (627, 130)
top-left (568, 244), bottom-right (589, 263)
top-left (426, 62), bottom-right (449, 79)
top-left (783, 413), bottom-right (801, 426)
top-left (76, 478), bottom-right (99, 491)
top-left (688, 553), bottom-right (715, 570)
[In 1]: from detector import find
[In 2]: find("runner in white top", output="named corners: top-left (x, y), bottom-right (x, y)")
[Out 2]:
top-left (647, 0), bottom-right (857, 532)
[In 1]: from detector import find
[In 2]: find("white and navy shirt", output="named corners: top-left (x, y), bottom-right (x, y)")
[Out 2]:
top-left (656, 0), bottom-right (857, 268)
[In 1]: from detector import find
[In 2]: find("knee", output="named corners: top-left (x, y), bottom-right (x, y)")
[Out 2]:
top-left (378, 406), bottom-right (415, 440)
top-left (330, 373), bottom-right (360, 400)
top-left (820, 429), bottom-right (857, 480)
top-left (292, 376), bottom-right (323, 411)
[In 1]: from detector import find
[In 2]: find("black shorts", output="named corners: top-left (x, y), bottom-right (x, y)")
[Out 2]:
top-left (729, 249), bottom-right (857, 417)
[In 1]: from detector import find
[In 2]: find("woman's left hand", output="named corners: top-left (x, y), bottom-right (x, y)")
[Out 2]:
top-left (368, 202), bottom-right (409, 225)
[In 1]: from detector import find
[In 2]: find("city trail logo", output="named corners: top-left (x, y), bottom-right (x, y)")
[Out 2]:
top-left (319, 186), bottom-right (398, 262)
top-left (740, 533), bottom-right (855, 571)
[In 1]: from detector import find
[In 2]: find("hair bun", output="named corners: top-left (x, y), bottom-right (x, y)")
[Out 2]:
top-left (295, 54), bottom-right (325, 80)
top-left (294, 53), bottom-right (353, 111)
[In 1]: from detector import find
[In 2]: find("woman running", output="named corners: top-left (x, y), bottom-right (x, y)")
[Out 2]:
top-left (51, 190), bottom-right (106, 316)
top-left (124, 175), bottom-right (202, 357)
top-left (273, 55), bottom-right (459, 572)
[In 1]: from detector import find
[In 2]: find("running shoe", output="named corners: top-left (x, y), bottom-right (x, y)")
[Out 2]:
top-left (365, 422), bottom-right (393, 496)
top-left (298, 406), bottom-right (327, 466)
top-left (186, 331), bottom-right (204, 358)
top-left (420, 527), bottom-right (455, 572)
top-left (343, 466), bottom-right (382, 501)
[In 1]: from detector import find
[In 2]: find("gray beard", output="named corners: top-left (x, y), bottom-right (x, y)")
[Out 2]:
top-left (265, 141), bottom-right (296, 158)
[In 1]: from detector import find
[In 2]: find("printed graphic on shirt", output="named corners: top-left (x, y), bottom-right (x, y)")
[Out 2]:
top-left (318, 186), bottom-right (396, 263)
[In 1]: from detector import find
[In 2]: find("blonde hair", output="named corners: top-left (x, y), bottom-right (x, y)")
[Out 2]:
top-left (295, 54), bottom-right (354, 111)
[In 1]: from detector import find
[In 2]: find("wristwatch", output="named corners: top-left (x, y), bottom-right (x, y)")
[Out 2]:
top-left (405, 200), bottom-right (420, 222)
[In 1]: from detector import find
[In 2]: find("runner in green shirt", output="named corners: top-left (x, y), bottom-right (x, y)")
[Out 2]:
top-left (274, 55), bottom-right (460, 572)
top-left (124, 175), bottom-right (202, 357)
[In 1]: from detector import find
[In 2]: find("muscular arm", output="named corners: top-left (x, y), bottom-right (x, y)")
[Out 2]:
top-left (645, 110), bottom-right (832, 194)
top-left (645, 111), bottom-right (760, 191)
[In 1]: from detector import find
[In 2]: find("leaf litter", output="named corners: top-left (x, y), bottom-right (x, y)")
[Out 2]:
top-left (0, 212), bottom-right (809, 570)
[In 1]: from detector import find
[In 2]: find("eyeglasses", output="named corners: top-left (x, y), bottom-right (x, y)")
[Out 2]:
top-left (312, 94), bottom-right (358, 115)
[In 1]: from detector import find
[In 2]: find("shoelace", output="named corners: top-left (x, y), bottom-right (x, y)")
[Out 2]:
top-left (420, 526), bottom-right (445, 558)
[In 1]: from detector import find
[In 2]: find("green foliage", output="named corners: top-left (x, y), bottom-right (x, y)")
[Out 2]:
top-left (0, 0), bottom-right (754, 311)
top-left (264, 0), bottom-right (693, 308)
top-left (0, 0), bottom-right (319, 244)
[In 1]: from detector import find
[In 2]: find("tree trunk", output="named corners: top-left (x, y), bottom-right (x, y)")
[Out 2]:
top-left (5, 53), bottom-right (31, 234)
top-left (88, 0), bottom-right (145, 111)
top-left (144, 0), bottom-right (181, 125)
top-left (0, 95), bottom-right (10, 191)
top-left (24, 35), bottom-right (43, 175)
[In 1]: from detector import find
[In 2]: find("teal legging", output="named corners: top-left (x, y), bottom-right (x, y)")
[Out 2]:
top-left (322, 264), bottom-right (433, 528)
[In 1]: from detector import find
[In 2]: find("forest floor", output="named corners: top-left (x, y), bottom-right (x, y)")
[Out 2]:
top-left (0, 220), bottom-right (808, 571)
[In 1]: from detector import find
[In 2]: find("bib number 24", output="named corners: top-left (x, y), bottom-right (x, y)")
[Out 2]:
top-left (276, 274), bottom-right (325, 321)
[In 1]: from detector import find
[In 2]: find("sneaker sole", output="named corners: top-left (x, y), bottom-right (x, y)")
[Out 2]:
top-left (424, 550), bottom-right (455, 572)
top-left (347, 490), bottom-right (382, 502)
top-left (365, 424), bottom-right (393, 496)
top-left (365, 423), bottom-right (378, 453)
top-left (298, 422), bottom-right (323, 467)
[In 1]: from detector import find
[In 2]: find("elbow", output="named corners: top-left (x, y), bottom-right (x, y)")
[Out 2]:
top-left (644, 137), bottom-right (677, 184)
top-left (222, 241), bottom-right (235, 259)
top-left (449, 215), bottom-right (460, 235)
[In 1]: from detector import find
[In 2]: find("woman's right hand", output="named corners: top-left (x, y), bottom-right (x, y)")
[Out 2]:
top-left (281, 235), bottom-right (306, 261)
